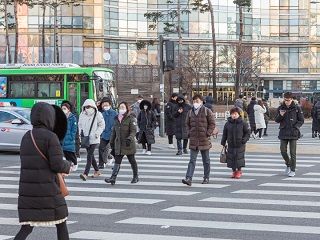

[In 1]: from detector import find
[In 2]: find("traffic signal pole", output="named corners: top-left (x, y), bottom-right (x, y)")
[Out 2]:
top-left (159, 35), bottom-right (165, 137)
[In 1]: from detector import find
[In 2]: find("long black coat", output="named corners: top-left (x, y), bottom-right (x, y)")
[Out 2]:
top-left (221, 117), bottom-right (250, 169)
top-left (165, 99), bottom-right (177, 136)
top-left (275, 102), bottom-right (304, 140)
top-left (174, 101), bottom-right (191, 139)
top-left (247, 100), bottom-right (257, 129)
top-left (312, 101), bottom-right (320, 132)
top-left (137, 100), bottom-right (156, 145)
top-left (18, 102), bottom-right (71, 223)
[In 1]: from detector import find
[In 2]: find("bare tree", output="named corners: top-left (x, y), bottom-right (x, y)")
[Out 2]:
top-left (0, 0), bottom-right (14, 63)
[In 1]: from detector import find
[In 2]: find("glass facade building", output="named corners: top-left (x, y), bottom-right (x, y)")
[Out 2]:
top-left (1, 0), bottom-right (320, 99)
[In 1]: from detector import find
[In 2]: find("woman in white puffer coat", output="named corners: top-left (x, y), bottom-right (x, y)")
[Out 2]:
top-left (253, 100), bottom-right (266, 140)
top-left (78, 99), bottom-right (105, 181)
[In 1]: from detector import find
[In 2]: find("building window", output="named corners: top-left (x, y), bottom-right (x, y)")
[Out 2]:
top-left (273, 80), bottom-right (283, 91)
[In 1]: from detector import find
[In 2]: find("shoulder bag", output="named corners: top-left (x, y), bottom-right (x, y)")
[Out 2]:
top-left (30, 131), bottom-right (69, 197)
top-left (80, 111), bottom-right (97, 148)
top-left (220, 145), bottom-right (227, 164)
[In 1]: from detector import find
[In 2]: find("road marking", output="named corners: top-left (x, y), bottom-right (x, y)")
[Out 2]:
top-left (233, 190), bottom-right (320, 197)
top-left (69, 231), bottom-right (234, 240)
top-left (0, 184), bottom-right (199, 196)
top-left (162, 206), bottom-right (320, 219)
top-left (0, 217), bottom-right (76, 226)
top-left (0, 236), bottom-right (13, 240)
top-left (283, 177), bottom-right (320, 182)
top-left (117, 217), bottom-right (320, 234)
top-left (304, 172), bottom-right (320, 176)
top-left (0, 204), bottom-right (124, 215)
top-left (260, 183), bottom-right (320, 189)
top-left (0, 192), bottom-right (164, 205)
top-left (200, 197), bottom-right (320, 207)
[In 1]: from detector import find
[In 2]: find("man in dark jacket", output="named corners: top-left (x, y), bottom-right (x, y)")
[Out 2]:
top-left (275, 92), bottom-right (304, 177)
top-left (174, 95), bottom-right (192, 155)
top-left (165, 93), bottom-right (178, 148)
top-left (98, 97), bottom-right (118, 169)
top-left (182, 94), bottom-right (216, 186)
top-left (247, 97), bottom-right (257, 137)
top-left (311, 99), bottom-right (320, 138)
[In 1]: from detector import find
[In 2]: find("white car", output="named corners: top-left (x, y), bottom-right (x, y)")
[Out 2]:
top-left (0, 107), bottom-right (32, 151)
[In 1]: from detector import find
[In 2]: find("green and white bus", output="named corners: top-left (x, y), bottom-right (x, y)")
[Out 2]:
top-left (0, 63), bottom-right (116, 113)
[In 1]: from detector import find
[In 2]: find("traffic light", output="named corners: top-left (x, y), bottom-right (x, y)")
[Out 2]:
top-left (164, 40), bottom-right (175, 71)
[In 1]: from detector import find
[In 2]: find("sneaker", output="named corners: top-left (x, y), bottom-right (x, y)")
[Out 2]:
top-left (106, 157), bottom-right (114, 166)
top-left (77, 157), bottom-right (82, 162)
top-left (176, 151), bottom-right (182, 155)
top-left (146, 151), bottom-right (152, 155)
top-left (288, 171), bottom-right (295, 177)
top-left (251, 133), bottom-right (256, 139)
top-left (285, 167), bottom-right (291, 175)
top-left (98, 164), bottom-right (105, 169)
top-left (183, 149), bottom-right (188, 154)
top-left (258, 137), bottom-right (264, 140)
top-left (182, 178), bottom-right (192, 186)
top-left (72, 164), bottom-right (78, 172)
top-left (142, 149), bottom-right (146, 154)
top-left (169, 144), bottom-right (175, 149)
top-left (80, 173), bottom-right (87, 181)
top-left (202, 178), bottom-right (209, 184)
top-left (235, 171), bottom-right (242, 179)
top-left (263, 134), bottom-right (268, 136)
top-left (91, 171), bottom-right (101, 178)
top-left (231, 171), bottom-right (237, 178)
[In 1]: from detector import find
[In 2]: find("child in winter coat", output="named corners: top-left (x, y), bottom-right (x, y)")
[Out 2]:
top-left (221, 107), bottom-right (250, 179)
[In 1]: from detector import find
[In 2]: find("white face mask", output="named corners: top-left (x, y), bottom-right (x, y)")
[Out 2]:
top-left (143, 105), bottom-right (148, 110)
top-left (85, 108), bottom-right (95, 115)
top-left (103, 106), bottom-right (111, 111)
top-left (193, 103), bottom-right (202, 109)
top-left (119, 109), bottom-right (126, 115)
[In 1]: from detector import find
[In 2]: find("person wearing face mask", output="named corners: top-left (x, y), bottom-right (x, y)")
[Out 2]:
top-left (105, 102), bottom-right (139, 185)
top-left (221, 107), bottom-right (250, 179)
top-left (174, 95), bottom-right (192, 155)
top-left (78, 99), bottom-right (105, 181)
top-left (137, 100), bottom-right (156, 155)
top-left (61, 102), bottom-right (78, 171)
top-left (98, 97), bottom-right (117, 169)
top-left (182, 94), bottom-right (216, 186)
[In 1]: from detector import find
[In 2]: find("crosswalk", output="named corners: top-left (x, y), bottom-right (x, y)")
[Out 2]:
top-left (0, 149), bottom-right (320, 239)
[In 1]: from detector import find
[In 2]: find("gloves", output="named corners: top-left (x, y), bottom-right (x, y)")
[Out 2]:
top-left (125, 138), bottom-right (131, 147)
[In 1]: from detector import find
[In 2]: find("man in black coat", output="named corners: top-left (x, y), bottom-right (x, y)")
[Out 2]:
top-left (246, 97), bottom-right (257, 137)
top-left (275, 92), bottom-right (304, 177)
top-left (165, 93), bottom-right (178, 148)
top-left (311, 99), bottom-right (320, 138)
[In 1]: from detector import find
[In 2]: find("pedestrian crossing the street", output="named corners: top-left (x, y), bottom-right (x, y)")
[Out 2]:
top-left (0, 150), bottom-right (320, 239)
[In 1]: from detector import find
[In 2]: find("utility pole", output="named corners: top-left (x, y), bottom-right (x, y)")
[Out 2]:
top-left (159, 35), bottom-right (165, 137)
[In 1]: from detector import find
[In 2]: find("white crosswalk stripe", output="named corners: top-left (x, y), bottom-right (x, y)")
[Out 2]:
top-left (0, 235), bottom-right (13, 240)
top-left (0, 149), bottom-right (319, 239)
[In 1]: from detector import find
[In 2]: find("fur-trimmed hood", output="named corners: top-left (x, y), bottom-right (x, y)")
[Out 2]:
top-left (139, 100), bottom-right (152, 111)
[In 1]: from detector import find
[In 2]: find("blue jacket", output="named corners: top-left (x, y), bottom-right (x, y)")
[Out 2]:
top-left (101, 109), bottom-right (117, 140)
top-left (62, 113), bottom-right (77, 152)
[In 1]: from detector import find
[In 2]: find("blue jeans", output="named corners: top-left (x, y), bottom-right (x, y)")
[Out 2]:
top-left (185, 149), bottom-right (210, 179)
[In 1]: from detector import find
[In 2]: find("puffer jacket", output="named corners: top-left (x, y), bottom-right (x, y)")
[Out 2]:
top-left (221, 117), bottom-right (250, 169)
top-left (110, 113), bottom-right (137, 156)
top-left (186, 106), bottom-right (216, 150)
top-left (275, 102), bottom-right (304, 140)
top-left (174, 96), bottom-right (192, 139)
top-left (165, 99), bottom-right (177, 136)
top-left (247, 100), bottom-right (257, 128)
top-left (78, 99), bottom-right (105, 145)
top-left (61, 113), bottom-right (77, 152)
top-left (254, 105), bottom-right (266, 129)
top-left (137, 100), bottom-right (156, 145)
top-left (18, 102), bottom-right (71, 223)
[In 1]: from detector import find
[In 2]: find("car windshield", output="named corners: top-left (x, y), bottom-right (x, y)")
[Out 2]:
top-left (14, 109), bottom-right (31, 121)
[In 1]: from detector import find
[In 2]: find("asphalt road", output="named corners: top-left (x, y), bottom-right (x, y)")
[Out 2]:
top-left (0, 122), bottom-right (320, 240)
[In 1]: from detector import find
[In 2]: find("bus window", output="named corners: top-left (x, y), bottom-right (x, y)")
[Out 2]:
top-left (10, 82), bottom-right (35, 98)
top-left (67, 74), bottom-right (89, 82)
top-left (38, 82), bottom-right (62, 98)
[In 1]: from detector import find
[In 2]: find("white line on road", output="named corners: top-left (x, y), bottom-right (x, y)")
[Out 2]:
top-left (69, 231), bottom-right (235, 240)
top-left (117, 217), bottom-right (320, 234)
top-left (283, 177), bottom-right (320, 182)
top-left (0, 204), bottom-right (124, 215)
top-left (0, 184), bottom-right (199, 196)
top-left (200, 197), bottom-right (320, 207)
top-left (304, 172), bottom-right (320, 176)
top-left (0, 235), bottom-right (13, 240)
top-left (163, 206), bottom-right (320, 219)
top-left (260, 183), bottom-right (320, 189)
top-left (233, 190), bottom-right (320, 197)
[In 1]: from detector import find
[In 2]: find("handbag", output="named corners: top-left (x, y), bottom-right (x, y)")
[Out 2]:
top-left (220, 145), bottom-right (227, 164)
top-left (30, 131), bottom-right (69, 197)
top-left (81, 111), bottom-right (97, 148)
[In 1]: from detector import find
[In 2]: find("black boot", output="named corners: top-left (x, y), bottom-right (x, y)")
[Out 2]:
top-left (183, 149), bottom-right (188, 154)
top-left (105, 163), bottom-right (120, 185)
top-left (130, 161), bottom-right (139, 184)
top-left (176, 150), bottom-right (182, 155)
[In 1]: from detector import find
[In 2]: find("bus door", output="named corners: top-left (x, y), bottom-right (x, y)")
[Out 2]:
top-left (67, 82), bottom-right (90, 114)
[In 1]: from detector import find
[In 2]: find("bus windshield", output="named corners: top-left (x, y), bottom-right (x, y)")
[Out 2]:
top-left (94, 71), bottom-right (117, 106)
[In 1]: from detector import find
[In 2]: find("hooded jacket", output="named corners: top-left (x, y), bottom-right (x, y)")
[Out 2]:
top-left (254, 104), bottom-right (266, 129)
top-left (78, 99), bottom-right (105, 145)
top-left (137, 100), bottom-right (156, 144)
top-left (61, 112), bottom-right (78, 152)
top-left (18, 102), bottom-right (71, 223)
top-left (247, 99), bottom-right (257, 127)
top-left (165, 99), bottom-right (177, 136)
top-left (174, 96), bottom-right (192, 139)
